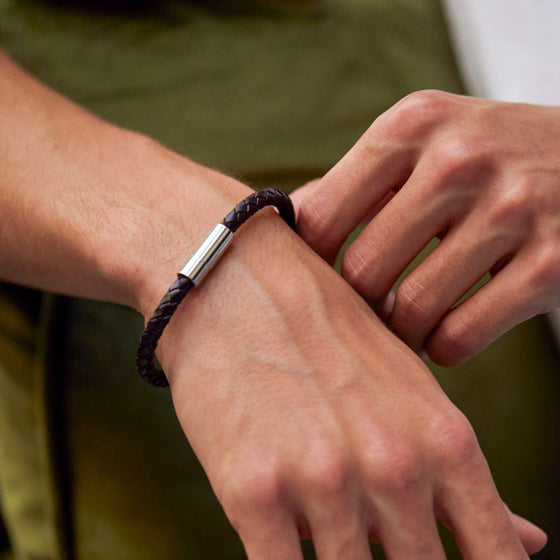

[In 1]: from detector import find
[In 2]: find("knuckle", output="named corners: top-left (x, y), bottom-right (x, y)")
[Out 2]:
top-left (393, 276), bottom-right (433, 326)
top-left (527, 243), bottom-right (560, 295)
top-left (380, 90), bottom-right (450, 136)
top-left (342, 245), bottom-right (374, 296)
top-left (364, 442), bottom-right (424, 493)
top-left (397, 90), bottom-right (450, 120)
top-left (430, 136), bottom-right (492, 186)
top-left (221, 459), bottom-right (284, 522)
top-left (301, 450), bottom-right (350, 498)
top-left (428, 410), bottom-right (480, 471)
top-left (239, 471), bottom-right (283, 511)
top-left (487, 181), bottom-right (534, 231)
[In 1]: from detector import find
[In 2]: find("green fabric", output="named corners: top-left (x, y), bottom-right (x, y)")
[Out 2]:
top-left (0, 286), bottom-right (50, 560)
top-left (0, 1), bottom-right (558, 559)
top-left (0, 0), bottom-right (462, 180)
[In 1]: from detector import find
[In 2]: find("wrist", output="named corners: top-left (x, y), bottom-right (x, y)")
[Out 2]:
top-left (153, 208), bottom-right (314, 382)
top-left (84, 129), bottom-right (254, 314)
top-left (154, 203), bottom-right (394, 389)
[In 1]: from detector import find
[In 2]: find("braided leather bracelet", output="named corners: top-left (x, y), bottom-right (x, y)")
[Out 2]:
top-left (136, 188), bottom-right (296, 387)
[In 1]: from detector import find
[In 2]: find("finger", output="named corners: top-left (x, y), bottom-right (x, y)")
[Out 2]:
top-left (340, 161), bottom-right (453, 306)
top-left (296, 130), bottom-right (416, 263)
top-left (507, 509), bottom-right (548, 555)
top-left (372, 501), bottom-right (447, 560)
top-left (290, 178), bottom-right (321, 219)
top-left (304, 494), bottom-right (373, 559)
top-left (389, 216), bottom-right (518, 352)
top-left (239, 513), bottom-right (305, 560)
top-left (439, 478), bottom-right (528, 559)
top-left (309, 520), bottom-right (373, 560)
top-left (440, 506), bottom-right (548, 557)
top-left (426, 256), bottom-right (539, 366)
top-left (434, 432), bottom-right (529, 560)
top-left (431, 411), bottom-right (530, 558)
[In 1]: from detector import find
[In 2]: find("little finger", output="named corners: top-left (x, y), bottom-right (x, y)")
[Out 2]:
top-left (389, 219), bottom-right (518, 352)
top-left (426, 257), bottom-right (541, 366)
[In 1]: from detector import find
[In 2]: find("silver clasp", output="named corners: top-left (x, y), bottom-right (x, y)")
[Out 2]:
top-left (179, 224), bottom-right (233, 286)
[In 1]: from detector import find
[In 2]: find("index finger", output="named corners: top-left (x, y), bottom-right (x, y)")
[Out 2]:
top-left (296, 115), bottom-right (416, 264)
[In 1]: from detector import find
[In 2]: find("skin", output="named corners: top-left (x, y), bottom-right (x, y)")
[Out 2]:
top-left (0, 54), bottom-right (547, 558)
top-left (294, 90), bottom-right (560, 367)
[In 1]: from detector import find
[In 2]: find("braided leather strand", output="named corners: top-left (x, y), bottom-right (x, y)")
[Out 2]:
top-left (136, 275), bottom-right (193, 387)
top-left (222, 188), bottom-right (295, 233)
top-left (136, 188), bottom-right (295, 387)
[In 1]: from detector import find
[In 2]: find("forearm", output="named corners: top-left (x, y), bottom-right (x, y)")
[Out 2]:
top-left (0, 49), bottom-right (252, 312)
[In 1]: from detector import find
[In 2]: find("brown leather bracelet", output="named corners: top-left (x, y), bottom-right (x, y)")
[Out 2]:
top-left (136, 188), bottom-right (296, 387)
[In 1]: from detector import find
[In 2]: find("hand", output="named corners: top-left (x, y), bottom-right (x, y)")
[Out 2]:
top-left (294, 90), bottom-right (560, 365)
top-left (151, 197), bottom-right (546, 559)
